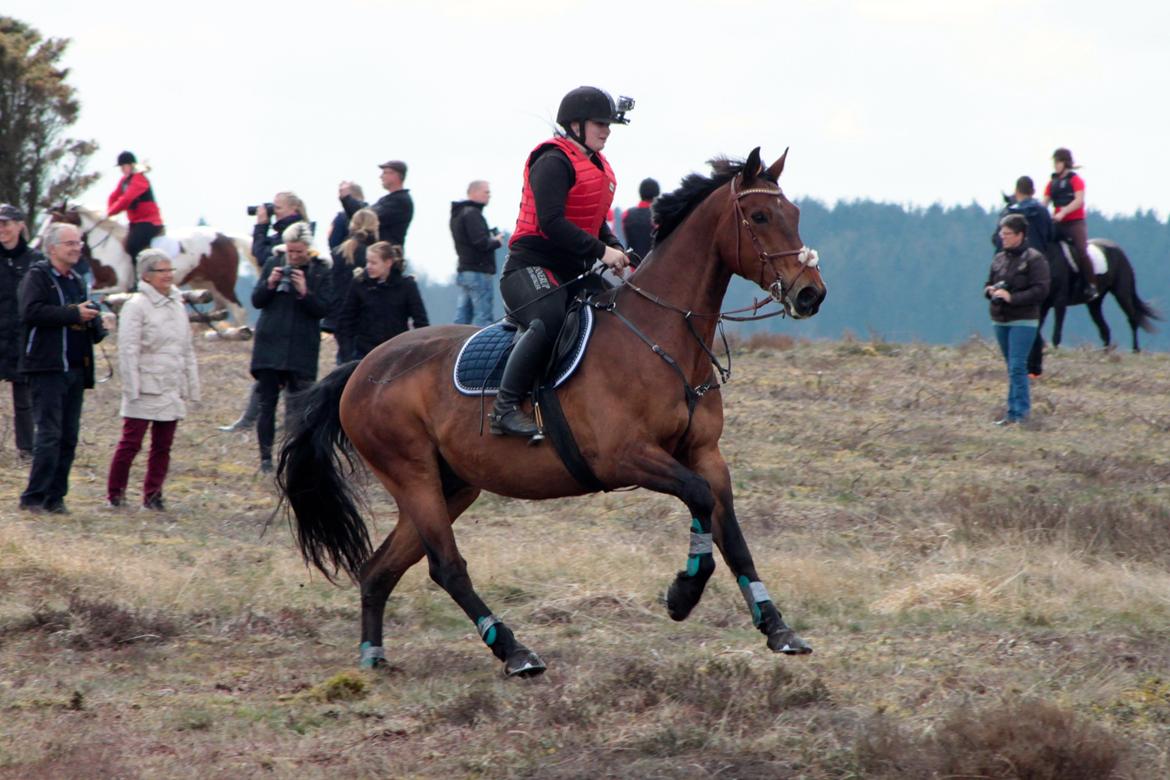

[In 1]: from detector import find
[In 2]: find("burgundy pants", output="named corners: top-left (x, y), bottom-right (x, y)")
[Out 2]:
top-left (107, 417), bottom-right (178, 503)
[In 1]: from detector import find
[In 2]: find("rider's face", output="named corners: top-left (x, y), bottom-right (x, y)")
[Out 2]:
top-left (1053, 159), bottom-right (1067, 174)
top-left (583, 120), bottom-right (611, 153)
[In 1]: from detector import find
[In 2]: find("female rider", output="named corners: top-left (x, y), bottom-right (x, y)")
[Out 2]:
top-left (490, 86), bottom-right (633, 437)
top-left (1043, 147), bottom-right (1095, 300)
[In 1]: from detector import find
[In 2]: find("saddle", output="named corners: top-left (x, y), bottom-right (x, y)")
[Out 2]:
top-left (1058, 239), bottom-right (1108, 276)
top-left (453, 304), bottom-right (595, 396)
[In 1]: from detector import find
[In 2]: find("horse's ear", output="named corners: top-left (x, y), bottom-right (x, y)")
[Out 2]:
top-left (766, 147), bottom-right (789, 181)
top-left (743, 147), bottom-right (762, 183)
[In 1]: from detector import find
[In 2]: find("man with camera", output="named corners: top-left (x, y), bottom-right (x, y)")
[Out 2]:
top-left (250, 221), bottom-right (332, 472)
top-left (251, 192), bottom-right (309, 267)
top-left (340, 160), bottom-right (413, 247)
top-left (450, 180), bottom-right (504, 326)
top-left (17, 223), bottom-right (108, 513)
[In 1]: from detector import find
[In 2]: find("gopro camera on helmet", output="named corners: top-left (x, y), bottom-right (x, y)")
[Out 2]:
top-left (614, 96), bottom-right (635, 121)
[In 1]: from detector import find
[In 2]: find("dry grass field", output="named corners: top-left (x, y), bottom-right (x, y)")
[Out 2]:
top-left (1, 328), bottom-right (1169, 779)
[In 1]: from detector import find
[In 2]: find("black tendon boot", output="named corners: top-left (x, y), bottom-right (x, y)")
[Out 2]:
top-left (490, 325), bottom-right (551, 438)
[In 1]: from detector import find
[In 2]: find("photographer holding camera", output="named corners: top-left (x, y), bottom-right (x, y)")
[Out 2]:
top-left (984, 213), bottom-right (1050, 427)
top-left (17, 223), bottom-right (108, 513)
top-left (250, 221), bottom-right (332, 471)
top-left (251, 191), bottom-right (309, 266)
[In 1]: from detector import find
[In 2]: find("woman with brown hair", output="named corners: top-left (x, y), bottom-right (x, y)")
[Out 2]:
top-left (337, 241), bottom-right (428, 361)
top-left (327, 208), bottom-right (379, 363)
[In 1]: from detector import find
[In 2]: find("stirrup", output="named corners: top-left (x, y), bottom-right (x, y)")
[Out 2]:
top-left (489, 407), bottom-right (543, 442)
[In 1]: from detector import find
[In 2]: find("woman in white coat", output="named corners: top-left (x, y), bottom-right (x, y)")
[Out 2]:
top-left (106, 249), bottom-right (200, 510)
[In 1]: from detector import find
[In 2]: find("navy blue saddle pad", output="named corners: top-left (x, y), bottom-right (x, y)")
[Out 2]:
top-left (453, 306), bottom-right (595, 396)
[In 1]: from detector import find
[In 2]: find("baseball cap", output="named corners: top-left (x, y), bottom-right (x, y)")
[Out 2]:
top-left (378, 160), bottom-right (407, 177)
top-left (0, 203), bottom-right (26, 222)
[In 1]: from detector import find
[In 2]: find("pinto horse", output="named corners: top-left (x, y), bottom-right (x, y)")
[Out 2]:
top-left (277, 147), bottom-right (827, 677)
top-left (42, 205), bottom-right (258, 324)
top-left (1027, 237), bottom-right (1160, 375)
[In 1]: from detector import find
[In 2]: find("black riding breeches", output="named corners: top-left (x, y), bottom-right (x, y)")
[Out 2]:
top-left (501, 266), bottom-right (580, 335)
top-left (126, 223), bottom-right (163, 268)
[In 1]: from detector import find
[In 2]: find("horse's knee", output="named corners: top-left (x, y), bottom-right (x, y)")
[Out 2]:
top-left (427, 555), bottom-right (469, 593)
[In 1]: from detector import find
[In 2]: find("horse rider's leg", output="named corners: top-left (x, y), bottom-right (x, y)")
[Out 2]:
top-left (356, 482), bottom-right (481, 669)
top-left (1086, 297), bottom-right (1112, 349)
top-left (690, 448), bottom-right (812, 655)
top-left (390, 472), bottom-right (545, 677)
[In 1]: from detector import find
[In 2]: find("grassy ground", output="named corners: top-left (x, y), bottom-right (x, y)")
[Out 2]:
top-left (1, 329), bottom-right (1168, 779)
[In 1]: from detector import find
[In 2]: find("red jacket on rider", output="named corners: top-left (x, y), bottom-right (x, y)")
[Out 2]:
top-left (107, 173), bottom-right (163, 226)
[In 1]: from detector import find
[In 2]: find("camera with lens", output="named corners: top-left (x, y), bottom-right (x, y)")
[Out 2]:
top-left (613, 95), bottom-right (635, 123)
top-left (276, 265), bottom-right (295, 294)
top-left (990, 281), bottom-right (1007, 304)
top-left (247, 202), bottom-right (276, 218)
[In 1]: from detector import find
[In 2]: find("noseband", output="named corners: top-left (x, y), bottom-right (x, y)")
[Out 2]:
top-left (730, 178), bottom-right (819, 306)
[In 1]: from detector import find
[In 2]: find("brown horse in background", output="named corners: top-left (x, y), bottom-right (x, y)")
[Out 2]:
top-left (277, 147), bottom-right (827, 676)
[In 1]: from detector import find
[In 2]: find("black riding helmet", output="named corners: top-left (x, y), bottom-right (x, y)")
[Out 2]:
top-left (557, 86), bottom-right (633, 146)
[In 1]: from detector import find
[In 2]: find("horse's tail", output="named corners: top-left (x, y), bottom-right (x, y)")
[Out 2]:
top-left (1101, 240), bottom-right (1162, 333)
top-left (276, 360), bottom-right (371, 583)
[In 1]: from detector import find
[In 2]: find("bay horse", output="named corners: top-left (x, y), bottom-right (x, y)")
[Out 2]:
top-left (41, 205), bottom-right (258, 324)
top-left (277, 147), bottom-right (826, 677)
top-left (1027, 237), bottom-right (1160, 375)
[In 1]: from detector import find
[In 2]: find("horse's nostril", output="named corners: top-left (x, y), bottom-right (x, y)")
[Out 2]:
top-left (795, 285), bottom-right (824, 315)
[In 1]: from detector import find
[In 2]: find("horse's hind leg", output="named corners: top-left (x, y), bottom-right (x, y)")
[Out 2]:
top-left (356, 483), bottom-right (480, 668)
top-left (381, 466), bottom-right (544, 677)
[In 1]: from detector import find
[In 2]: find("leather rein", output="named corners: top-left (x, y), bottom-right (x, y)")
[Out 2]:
top-left (588, 176), bottom-right (820, 433)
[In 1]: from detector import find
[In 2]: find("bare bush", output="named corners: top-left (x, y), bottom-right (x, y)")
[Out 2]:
top-left (856, 698), bottom-right (1131, 779)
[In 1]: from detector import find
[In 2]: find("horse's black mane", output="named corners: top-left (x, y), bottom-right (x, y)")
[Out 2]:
top-left (651, 157), bottom-right (776, 245)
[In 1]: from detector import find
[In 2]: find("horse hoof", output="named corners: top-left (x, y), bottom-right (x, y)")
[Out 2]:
top-left (505, 650), bottom-right (547, 678)
top-left (767, 628), bottom-right (813, 655)
top-left (664, 584), bottom-right (693, 622)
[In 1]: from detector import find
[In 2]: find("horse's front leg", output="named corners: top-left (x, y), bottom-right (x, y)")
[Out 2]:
top-left (690, 449), bottom-right (812, 655)
top-left (1086, 298), bottom-right (1112, 348)
top-left (1052, 305), bottom-right (1067, 348)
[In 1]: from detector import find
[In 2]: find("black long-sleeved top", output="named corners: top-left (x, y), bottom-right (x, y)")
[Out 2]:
top-left (342, 190), bottom-right (413, 248)
top-left (504, 148), bottom-right (622, 280)
top-left (450, 200), bottom-right (498, 275)
top-left (250, 250), bottom-right (333, 380)
top-left (252, 214), bottom-right (303, 267)
top-left (336, 267), bottom-right (428, 360)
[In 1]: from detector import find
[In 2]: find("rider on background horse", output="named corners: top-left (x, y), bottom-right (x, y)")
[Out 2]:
top-left (1043, 147), bottom-right (1096, 300)
top-left (104, 151), bottom-right (164, 287)
top-left (490, 86), bottom-right (634, 438)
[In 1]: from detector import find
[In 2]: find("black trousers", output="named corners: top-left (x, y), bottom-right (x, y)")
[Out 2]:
top-left (7, 378), bottom-right (33, 453)
top-left (254, 369), bottom-right (308, 459)
top-left (21, 369), bottom-right (86, 507)
top-left (126, 223), bottom-right (164, 277)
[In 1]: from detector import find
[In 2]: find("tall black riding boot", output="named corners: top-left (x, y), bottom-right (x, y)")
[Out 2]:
top-left (490, 326), bottom-right (551, 438)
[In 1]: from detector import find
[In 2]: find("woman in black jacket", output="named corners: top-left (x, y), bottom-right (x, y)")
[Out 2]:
top-left (337, 242), bottom-right (428, 361)
top-left (984, 214), bottom-right (1051, 427)
top-left (250, 222), bottom-right (332, 470)
top-left (326, 208), bottom-right (378, 362)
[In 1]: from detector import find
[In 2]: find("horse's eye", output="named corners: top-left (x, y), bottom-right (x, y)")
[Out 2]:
top-left (751, 212), bottom-right (768, 224)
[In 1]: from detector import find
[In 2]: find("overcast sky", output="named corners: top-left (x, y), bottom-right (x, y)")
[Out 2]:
top-left (9, 0), bottom-right (1168, 280)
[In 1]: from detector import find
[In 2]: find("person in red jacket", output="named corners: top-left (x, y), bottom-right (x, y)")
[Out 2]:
top-left (489, 86), bottom-right (633, 438)
top-left (106, 151), bottom-right (164, 286)
top-left (1042, 147), bottom-right (1095, 300)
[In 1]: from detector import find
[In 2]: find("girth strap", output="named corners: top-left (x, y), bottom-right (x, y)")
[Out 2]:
top-left (535, 383), bottom-right (607, 493)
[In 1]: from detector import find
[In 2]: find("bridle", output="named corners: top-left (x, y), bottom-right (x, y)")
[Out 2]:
top-left (590, 174), bottom-right (823, 433)
top-left (729, 176), bottom-right (819, 311)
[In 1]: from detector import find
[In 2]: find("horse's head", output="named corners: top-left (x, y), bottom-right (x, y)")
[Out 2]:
top-left (719, 147), bottom-right (826, 319)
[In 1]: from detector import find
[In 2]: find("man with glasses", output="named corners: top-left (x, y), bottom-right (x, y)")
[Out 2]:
top-left (17, 223), bottom-right (108, 514)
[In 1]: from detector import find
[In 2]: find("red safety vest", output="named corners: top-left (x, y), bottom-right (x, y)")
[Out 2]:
top-left (510, 136), bottom-right (615, 245)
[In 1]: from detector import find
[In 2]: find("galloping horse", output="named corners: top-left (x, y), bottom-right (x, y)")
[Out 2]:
top-left (1027, 237), bottom-right (1160, 375)
top-left (41, 205), bottom-right (258, 324)
top-left (278, 147), bottom-right (826, 677)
